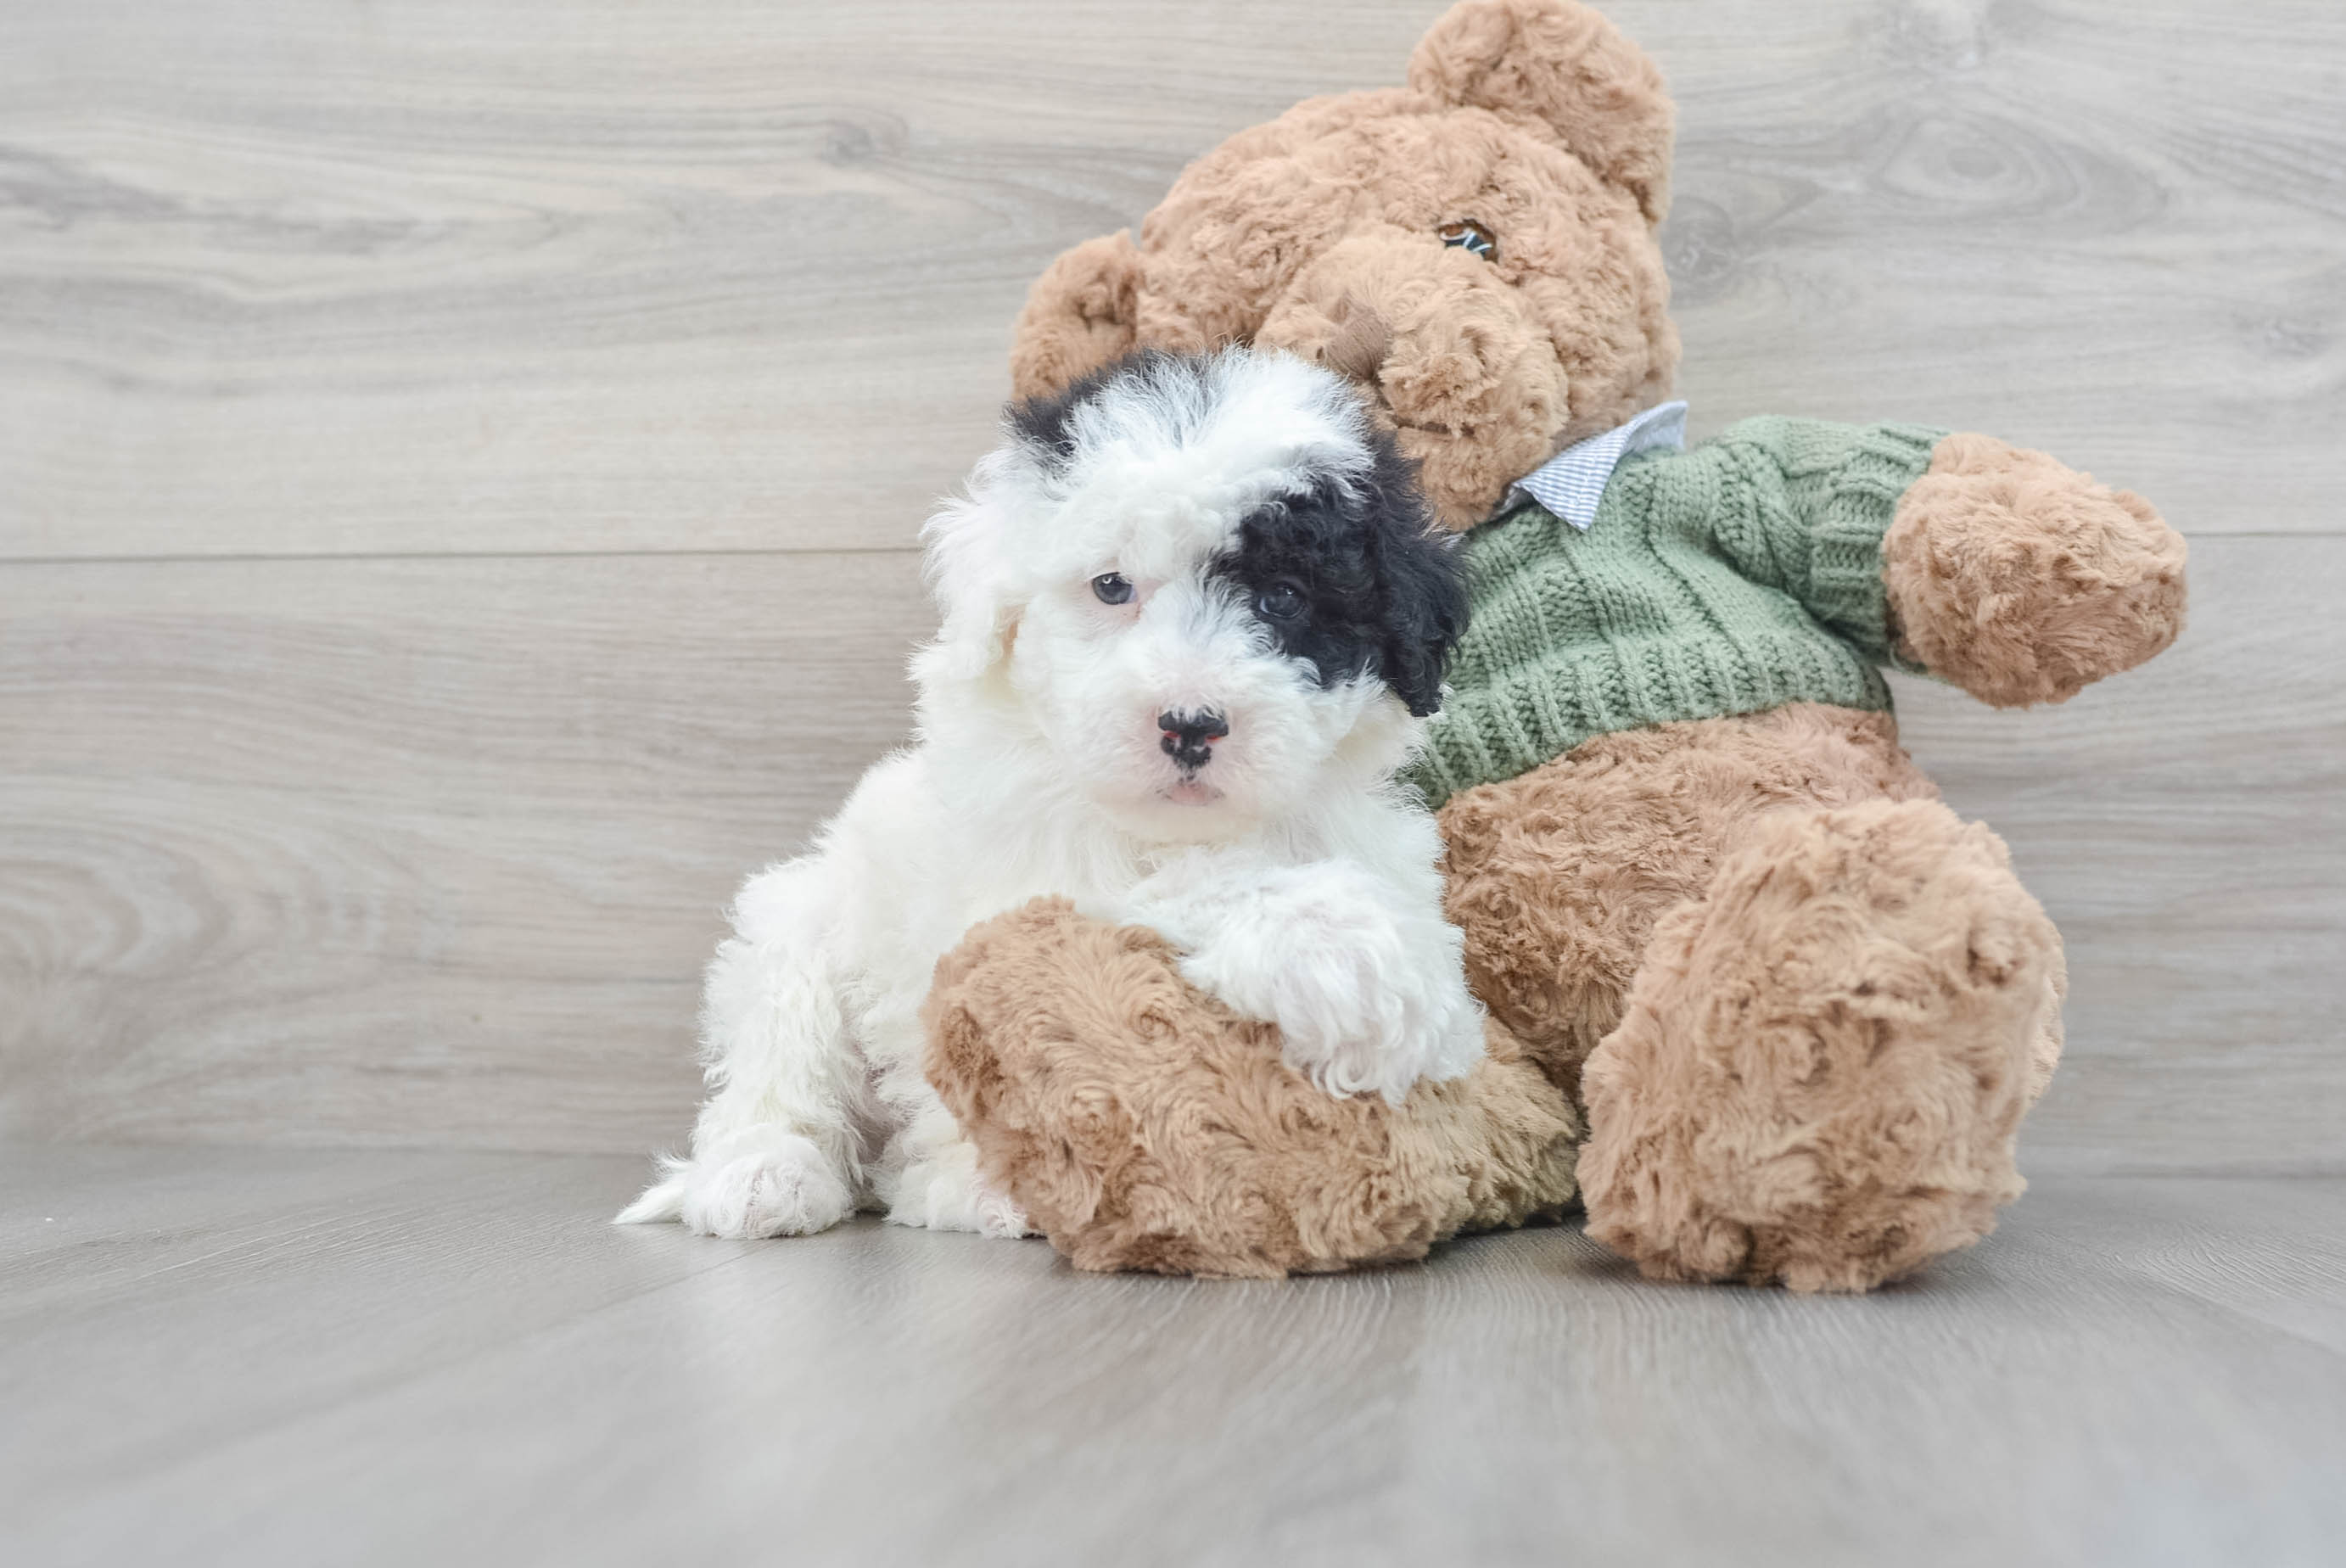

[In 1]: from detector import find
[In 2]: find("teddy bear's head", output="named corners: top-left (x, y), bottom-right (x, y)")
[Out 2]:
top-left (1011, 0), bottom-right (1679, 531)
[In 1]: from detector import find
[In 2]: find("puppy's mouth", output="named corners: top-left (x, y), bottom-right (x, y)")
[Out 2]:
top-left (1159, 777), bottom-right (1224, 806)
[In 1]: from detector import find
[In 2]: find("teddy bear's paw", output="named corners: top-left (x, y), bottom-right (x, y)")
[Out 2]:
top-left (1884, 433), bottom-right (2187, 707)
top-left (886, 1145), bottom-right (1033, 1238)
top-left (626, 1132), bottom-right (857, 1240)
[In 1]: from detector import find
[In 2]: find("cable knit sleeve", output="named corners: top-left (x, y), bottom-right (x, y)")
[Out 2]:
top-left (1408, 417), bottom-right (1951, 807)
top-left (1666, 417), bottom-right (1945, 665)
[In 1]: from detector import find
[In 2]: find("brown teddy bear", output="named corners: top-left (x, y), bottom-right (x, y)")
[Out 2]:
top-left (921, 0), bottom-right (2188, 1290)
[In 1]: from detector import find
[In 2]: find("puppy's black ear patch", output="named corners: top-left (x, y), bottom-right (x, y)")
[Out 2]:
top-left (1012, 349), bottom-right (1468, 715)
top-left (1209, 422), bottom-right (1467, 717)
top-left (1359, 430), bottom-right (1467, 717)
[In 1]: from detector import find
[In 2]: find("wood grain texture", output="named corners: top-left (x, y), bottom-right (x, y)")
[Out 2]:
top-left (3, 0), bottom-right (2340, 558)
top-left (0, 551), bottom-right (928, 1151)
top-left (4, 1148), bottom-right (2343, 1567)
top-left (3, 536), bottom-right (2339, 1168)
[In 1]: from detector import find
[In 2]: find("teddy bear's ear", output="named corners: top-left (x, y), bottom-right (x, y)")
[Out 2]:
top-left (1408, 0), bottom-right (1672, 224)
top-left (1009, 231), bottom-right (1145, 400)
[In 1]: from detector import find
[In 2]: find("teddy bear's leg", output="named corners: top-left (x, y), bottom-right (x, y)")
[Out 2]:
top-left (1575, 798), bottom-right (2065, 1293)
top-left (921, 898), bottom-right (1581, 1278)
top-left (1438, 703), bottom-right (1945, 1107)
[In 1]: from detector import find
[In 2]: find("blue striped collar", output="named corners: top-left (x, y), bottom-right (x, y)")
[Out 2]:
top-left (1503, 400), bottom-right (1688, 531)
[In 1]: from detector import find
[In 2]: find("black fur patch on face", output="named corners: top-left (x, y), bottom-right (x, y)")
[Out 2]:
top-left (1209, 429), bottom-right (1467, 718)
top-left (1005, 350), bottom-right (1466, 715)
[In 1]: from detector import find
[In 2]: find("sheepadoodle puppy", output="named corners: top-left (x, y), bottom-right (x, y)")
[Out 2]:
top-left (619, 348), bottom-right (1481, 1240)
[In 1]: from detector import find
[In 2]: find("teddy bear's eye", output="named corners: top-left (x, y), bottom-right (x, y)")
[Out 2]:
top-left (1439, 220), bottom-right (1498, 261)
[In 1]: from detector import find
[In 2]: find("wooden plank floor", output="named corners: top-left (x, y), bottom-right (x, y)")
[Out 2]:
top-left (4, 1148), bottom-right (2343, 1567)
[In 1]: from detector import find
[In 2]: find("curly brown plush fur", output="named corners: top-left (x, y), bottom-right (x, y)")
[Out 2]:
top-left (924, 899), bottom-right (1580, 1279)
top-left (1406, 0), bottom-right (1672, 221)
top-left (930, 0), bottom-right (2186, 1291)
top-left (1886, 434), bottom-right (2189, 707)
top-left (1011, 0), bottom-right (1678, 529)
top-left (1437, 704), bottom-right (1945, 1109)
top-left (1576, 800), bottom-right (2066, 1291)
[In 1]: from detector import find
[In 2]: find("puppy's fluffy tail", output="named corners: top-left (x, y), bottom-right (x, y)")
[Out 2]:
top-left (612, 1156), bottom-right (691, 1225)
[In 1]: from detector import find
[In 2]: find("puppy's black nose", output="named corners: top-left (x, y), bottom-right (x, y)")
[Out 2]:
top-left (1157, 708), bottom-right (1229, 770)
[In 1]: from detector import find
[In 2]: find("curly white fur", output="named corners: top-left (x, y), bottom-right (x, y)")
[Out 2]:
top-left (618, 350), bottom-right (1486, 1240)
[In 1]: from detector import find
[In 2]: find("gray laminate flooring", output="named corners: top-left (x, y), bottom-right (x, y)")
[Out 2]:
top-left (3, 1146), bottom-right (2341, 1567)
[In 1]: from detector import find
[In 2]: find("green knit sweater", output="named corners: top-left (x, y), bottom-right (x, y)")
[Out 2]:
top-left (1405, 417), bottom-right (1946, 807)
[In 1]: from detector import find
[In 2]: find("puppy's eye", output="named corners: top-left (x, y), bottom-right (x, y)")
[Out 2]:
top-left (1254, 582), bottom-right (1306, 621)
top-left (1090, 573), bottom-right (1134, 605)
top-left (1438, 220), bottom-right (1498, 261)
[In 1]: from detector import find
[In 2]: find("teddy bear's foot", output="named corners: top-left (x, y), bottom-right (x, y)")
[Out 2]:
top-left (1576, 798), bottom-right (2065, 1293)
top-left (921, 898), bottom-right (1580, 1279)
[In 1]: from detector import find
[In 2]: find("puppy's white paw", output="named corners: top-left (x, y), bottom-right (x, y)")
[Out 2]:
top-left (1188, 940), bottom-right (1383, 1067)
top-left (887, 1149), bottom-right (1031, 1237)
top-left (657, 1135), bottom-right (856, 1240)
top-left (1145, 862), bottom-right (1487, 1105)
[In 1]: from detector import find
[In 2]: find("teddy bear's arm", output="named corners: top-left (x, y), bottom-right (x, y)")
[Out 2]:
top-left (1881, 434), bottom-right (2187, 706)
top-left (1008, 231), bottom-right (1142, 402)
top-left (1657, 418), bottom-right (2185, 705)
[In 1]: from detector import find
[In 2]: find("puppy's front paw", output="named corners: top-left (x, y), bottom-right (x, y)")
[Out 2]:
top-left (1168, 873), bottom-right (1487, 1104)
top-left (887, 1146), bottom-right (1032, 1238)
top-left (646, 1134), bottom-right (855, 1240)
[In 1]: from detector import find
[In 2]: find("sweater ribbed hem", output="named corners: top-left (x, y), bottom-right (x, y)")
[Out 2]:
top-left (1406, 635), bottom-right (1894, 808)
top-left (1805, 422), bottom-right (1942, 663)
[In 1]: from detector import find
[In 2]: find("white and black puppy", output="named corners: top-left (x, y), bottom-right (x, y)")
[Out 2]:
top-left (619, 348), bottom-right (1481, 1241)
